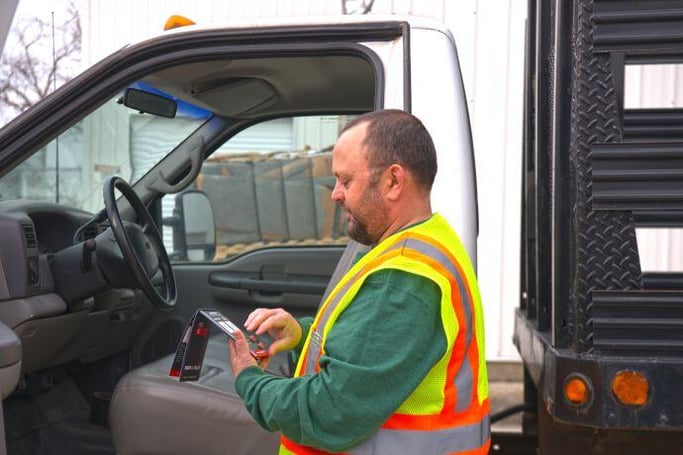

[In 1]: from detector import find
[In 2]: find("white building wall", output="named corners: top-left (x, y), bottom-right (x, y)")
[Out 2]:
top-left (625, 64), bottom-right (683, 274)
top-left (350, 0), bottom-right (527, 361)
top-left (81, 0), bottom-right (529, 361)
top-left (82, 0), bottom-right (343, 64)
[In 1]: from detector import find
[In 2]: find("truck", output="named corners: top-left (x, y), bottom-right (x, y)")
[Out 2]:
top-left (0, 1), bottom-right (679, 454)
top-left (514, 0), bottom-right (683, 453)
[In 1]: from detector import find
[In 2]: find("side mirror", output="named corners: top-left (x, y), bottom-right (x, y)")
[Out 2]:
top-left (172, 190), bottom-right (216, 261)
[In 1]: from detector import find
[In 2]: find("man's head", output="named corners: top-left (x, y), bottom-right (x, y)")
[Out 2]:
top-left (331, 109), bottom-right (437, 245)
top-left (341, 109), bottom-right (438, 191)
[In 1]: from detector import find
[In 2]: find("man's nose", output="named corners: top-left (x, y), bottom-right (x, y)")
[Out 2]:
top-left (331, 182), bottom-right (343, 202)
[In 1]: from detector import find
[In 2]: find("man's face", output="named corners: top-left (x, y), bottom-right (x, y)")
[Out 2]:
top-left (331, 123), bottom-right (388, 245)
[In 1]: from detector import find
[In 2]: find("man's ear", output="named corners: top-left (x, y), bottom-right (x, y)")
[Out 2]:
top-left (385, 164), bottom-right (405, 201)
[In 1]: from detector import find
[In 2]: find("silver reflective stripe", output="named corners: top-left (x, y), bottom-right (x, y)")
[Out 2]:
top-left (310, 331), bottom-right (322, 350)
top-left (303, 243), bottom-right (370, 374)
top-left (454, 359), bottom-right (474, 413)
top-left (386, 238), bottom-right (475, 412)
top-left (304, 273), bottom-right (358, 374)
top-left (320, 240), bottom-right (370, 303)
top-left (352, 415), bottom-right (491, 455)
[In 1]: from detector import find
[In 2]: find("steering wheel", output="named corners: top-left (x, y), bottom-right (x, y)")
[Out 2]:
top-left (103, 176), bottom-right (177, 310)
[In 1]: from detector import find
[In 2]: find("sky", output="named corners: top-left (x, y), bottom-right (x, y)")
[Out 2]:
top-left (1, 0), bottom-right (83, 125)
top-left (12, 0), bottom-right (80, 22)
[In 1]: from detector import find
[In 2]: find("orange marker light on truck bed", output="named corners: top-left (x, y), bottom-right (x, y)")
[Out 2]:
top-left (612, 370), bottom-right (649, 406)
top-left (563, 374), bottom-right (591, 407)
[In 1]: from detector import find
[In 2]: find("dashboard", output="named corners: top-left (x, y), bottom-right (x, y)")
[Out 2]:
top-left (0, 199), bottom-right (151, 375)
top-left (0, 200), bottom-right (95, 298)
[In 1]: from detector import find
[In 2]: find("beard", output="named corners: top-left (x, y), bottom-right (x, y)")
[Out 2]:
top-left (346, 213), bottom-right (375, 245)
top-left (342, 183), bottom-right (385, 246)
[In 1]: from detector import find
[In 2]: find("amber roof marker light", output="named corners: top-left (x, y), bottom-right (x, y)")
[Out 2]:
top-left (563, 373), bottom-right (593, 408)
top-left (164, 15), bottom-right (196, 31)
top-left (612, 370), bottom-right (649, 407)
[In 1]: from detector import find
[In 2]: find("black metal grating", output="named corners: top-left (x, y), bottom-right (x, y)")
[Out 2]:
top-left (624, 108), bottom-right (683, 142)
top-left (591, 141), bottom-right (683, 210)
top-left (568, 0), bottom-right (643, 354)
top-left (594, 0), bottom-right (683, 54)
top-left (592, 290), bottom-right (683, 355)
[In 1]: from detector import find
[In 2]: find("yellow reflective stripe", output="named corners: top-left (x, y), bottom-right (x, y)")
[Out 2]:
top-left (415, 215), bottom-right (489, 402)
top-left (389, 238), bottom-right (475, 412)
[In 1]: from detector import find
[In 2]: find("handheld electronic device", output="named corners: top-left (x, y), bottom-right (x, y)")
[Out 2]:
top-left (199, 310), bottom-right (270, 359)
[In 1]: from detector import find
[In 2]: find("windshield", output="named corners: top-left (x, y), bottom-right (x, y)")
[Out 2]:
top-left (0, 86), bottom-right (212, 213)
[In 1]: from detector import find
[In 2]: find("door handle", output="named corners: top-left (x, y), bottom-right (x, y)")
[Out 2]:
top-left (209, 274), bottom-right (326, 295)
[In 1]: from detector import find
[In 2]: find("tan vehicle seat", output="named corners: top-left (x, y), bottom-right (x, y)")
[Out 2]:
top-left (109, 336), bottom-right (279, 454)
top-left (109, 241), bottom-right (367, 455)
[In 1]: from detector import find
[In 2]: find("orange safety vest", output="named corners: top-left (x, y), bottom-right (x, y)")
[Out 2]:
top-left (280, 214), bottom-right (490, 455)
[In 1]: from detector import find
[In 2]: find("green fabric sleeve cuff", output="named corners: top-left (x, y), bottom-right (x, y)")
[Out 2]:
top-left (295, 317), bottom-right (314, 352)
top-left (287, 317), bottom-right (314, 370)
top-left (234, 366), bottom-right (266, 398)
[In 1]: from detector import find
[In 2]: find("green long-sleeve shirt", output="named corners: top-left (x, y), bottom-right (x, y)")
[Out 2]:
top-left (235, 268), bottom-right (445, 453)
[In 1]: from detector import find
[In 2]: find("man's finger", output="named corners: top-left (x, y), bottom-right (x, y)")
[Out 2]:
top-left (244, 308), bottom-right (263, 329)
top-left (258, 356), bottom-right (271, 370)
top-left (229, 330), bottom-right (258, 378)
top-left (233, 328), bottom-right (250, 348)
top-left (254, 314), bottom-right (278, 335)
top-left (268, 338), bottom-right (291, 357)
top-left (228, 336), bottom-right (237, 357)
top-left (245, 308), bottom-right (273, 332)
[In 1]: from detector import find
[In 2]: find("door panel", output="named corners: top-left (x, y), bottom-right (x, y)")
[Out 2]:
top-left (172, 246), bottom-right (345, 326)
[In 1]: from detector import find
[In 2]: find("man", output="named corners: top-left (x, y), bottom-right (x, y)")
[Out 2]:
top-left (229, 109), bottom-right (490, 454)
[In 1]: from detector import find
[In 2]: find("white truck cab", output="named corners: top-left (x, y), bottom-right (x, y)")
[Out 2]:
top-left (0, 15), bottom-right (477, 454)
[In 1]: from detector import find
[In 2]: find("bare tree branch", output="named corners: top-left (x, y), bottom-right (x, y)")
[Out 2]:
top-left (341, 0), bottom-right (375, 15)
top-left (361, 0), bottom-right (375, 14)
top-left (0, 2), bottom-right (81, 124)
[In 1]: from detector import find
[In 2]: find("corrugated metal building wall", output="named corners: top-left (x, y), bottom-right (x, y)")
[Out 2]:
top-left (83, 0), bottom-right (683, 361)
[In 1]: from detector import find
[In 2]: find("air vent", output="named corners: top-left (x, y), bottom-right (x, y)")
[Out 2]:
top-left (22, 224), bottom-right (37, 249)
top-left (81, 224), bottom-right (99, 240)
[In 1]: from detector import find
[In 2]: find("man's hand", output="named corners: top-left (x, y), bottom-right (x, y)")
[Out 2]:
top-left (229, 330), bottom-right (259, 378)
top-left (245, 308), bottom-right (303, 357)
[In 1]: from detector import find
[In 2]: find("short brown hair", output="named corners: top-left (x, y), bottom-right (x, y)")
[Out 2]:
top-left (341, 109), bottom-right (437, 190)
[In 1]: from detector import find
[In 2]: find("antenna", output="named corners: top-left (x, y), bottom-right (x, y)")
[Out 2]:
top-left (342, 0), bottom-right (375, 14)
top-left (51, 10), bottom-right (60, 203)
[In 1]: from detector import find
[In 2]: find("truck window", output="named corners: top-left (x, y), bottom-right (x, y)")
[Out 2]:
top-left (0, 44), bottom-right (379, 264)
top-left (162, 115), bottom-right (352, 262)
top-left (0, 92), bottom-right (211, 213)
